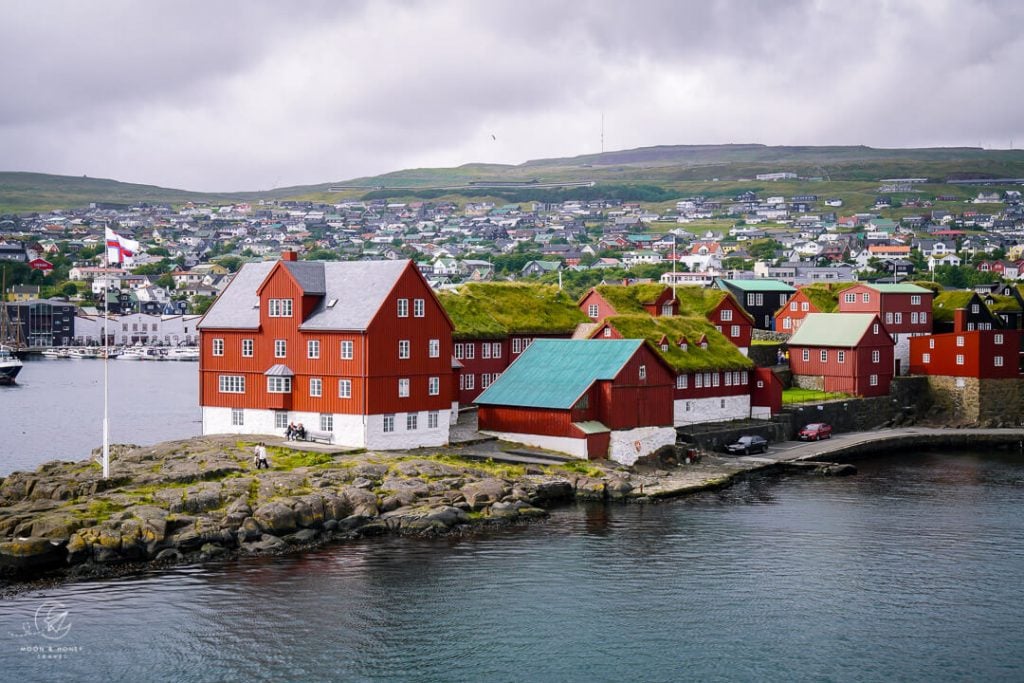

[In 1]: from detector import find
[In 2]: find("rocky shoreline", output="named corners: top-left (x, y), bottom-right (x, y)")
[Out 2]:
top-left (3, 428), bottom-right (1022, 590)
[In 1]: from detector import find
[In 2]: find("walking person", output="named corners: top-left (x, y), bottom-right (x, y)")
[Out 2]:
top-left (254, 442), bottom-right (270, 469)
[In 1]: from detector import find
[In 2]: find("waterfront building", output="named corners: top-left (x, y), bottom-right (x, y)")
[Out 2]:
top-left (72, 313), bottom-right (203, 346)
top-left (199, 252), bottom-right (454, 448)
top-left (787, 313), bottom-right (895, 397)
top-left (835, 282), bottom-right (934, 375)
top-left (588, 315), bottom-right (758, 425)
top-left (475, 339), bottom-right (676, 464)
top-left (2, 299), bottom-right (75, 347)
top-left (437, 282), bottom-right (588, 405)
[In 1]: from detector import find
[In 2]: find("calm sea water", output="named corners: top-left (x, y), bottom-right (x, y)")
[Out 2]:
top-left (0, 358), bottom-right (201, 475)
top-left (1, 452), bottom-right (1023, 682)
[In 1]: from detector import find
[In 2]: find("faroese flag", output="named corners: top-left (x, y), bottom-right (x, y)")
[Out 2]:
top-left (105, 227), bottom-right (140, 265)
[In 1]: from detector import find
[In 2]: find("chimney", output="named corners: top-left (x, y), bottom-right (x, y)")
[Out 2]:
top-left (281, 250), bottom-right (297, 262)
top-left (953, 308), bottom-right (967, 333)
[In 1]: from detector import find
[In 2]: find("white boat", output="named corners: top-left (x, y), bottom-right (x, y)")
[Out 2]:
top-left (119, 346), bottom-right (167, 361)
top-left (67, 347), bottom-right (100, 359)
top-left (166, 347), bottom-right (200, 361)
top-left (0, 344), bottom-right (23, 384)
top-left (41, 348), bottom-right (68, 359)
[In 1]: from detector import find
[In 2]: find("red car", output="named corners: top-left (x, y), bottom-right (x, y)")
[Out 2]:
top-left (798, 423), bottom-right (833, 441)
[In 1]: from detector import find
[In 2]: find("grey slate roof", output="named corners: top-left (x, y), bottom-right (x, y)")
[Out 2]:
top-left (198, 259), bottom-right (412, 331)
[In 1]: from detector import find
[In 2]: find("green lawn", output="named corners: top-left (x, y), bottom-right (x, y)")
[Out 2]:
top-left (782, 387), bottom-right (849, 404)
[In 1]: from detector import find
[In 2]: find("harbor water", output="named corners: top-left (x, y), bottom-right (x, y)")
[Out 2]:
top-left (2, 362), bottom-right (1024, 681)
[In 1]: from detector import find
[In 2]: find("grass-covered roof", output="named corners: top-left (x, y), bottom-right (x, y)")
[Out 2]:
top-left (438, 282), bottom-right (589, 340)
top-left (984, 293), bottom-right (1023, 313)
top-left (672, 286), bottom-right (754, 323)
top-left (592, 283), bottom-right (669, 314)
top-left (782, 282), bottom-right (859, 315)
top-left (932, 290), bottom-right (979, 322)
top-left (602, 315), bottom-right (754, 372)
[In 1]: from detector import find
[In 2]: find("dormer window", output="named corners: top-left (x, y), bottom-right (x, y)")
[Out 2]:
top-left (268, 298), bottom-right (293, 317)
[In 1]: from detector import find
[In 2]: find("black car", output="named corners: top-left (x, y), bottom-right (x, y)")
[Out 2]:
top-left (725, 435), bottom-right (769, 455)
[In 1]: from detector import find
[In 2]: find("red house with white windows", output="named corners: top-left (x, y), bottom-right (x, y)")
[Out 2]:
top-left (579, 283), bottom-right (679, 322)
top-left (787, 312), bottom-right (895, 397)
top-left (909, 312), bottom-right (1021, 379)
top-left (198, 253), bottom-right (454, 449)
top-left (836, 282), bottom-right (934, 375)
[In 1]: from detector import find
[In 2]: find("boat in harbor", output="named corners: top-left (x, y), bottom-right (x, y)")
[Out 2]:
top-left (67, 347), bottom-right (100, 359)
top-left (0, 344), bottom-right (23, 384)
top-left (41, 348), bottom-right (69, 359)
top-left (166, 347), bottom-right (200, 361)
top-left (119, 346), bottom-right (167, 361)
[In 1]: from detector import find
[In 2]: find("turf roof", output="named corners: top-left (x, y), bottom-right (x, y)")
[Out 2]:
top-left (671, 286), bottom-right (755, 323)
top-left (931, 291), bottom-right (979, 322)
top-left (781, 282), bottom-right (858, 315)
top-left (438, 282), bottom-right (589, 340)
top-left (984, 293), bottom-right (1023, 313)
top-left (592, 283), bottom-right (670, 314)
top-left (601, 315), bottom-right (754, 372)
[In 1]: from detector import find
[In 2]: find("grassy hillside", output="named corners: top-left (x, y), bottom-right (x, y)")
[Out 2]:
top-left (5, 144), bottom-right (1024, 213)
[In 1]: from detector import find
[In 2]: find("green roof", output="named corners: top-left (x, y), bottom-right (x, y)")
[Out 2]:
top-left (475, 339), bottom-right (645, 409)
top-left (984, 293), bottom-right (1022, 313)
top-left (671, 286), bottom-right (754, 322)
top-left (932, 291), bottom-right (978, 322)
top-left (717, 278), bottom-right (796, 293)
top-left (787, 313), bottom-right (878, 347)
top-left (603, 315), bottom-right (754, 372)
top-left (779, 282), bottom-right (858, 315)
top-left (592, 283), bottom-right (669, 314)
top-left (865, 283), bottom-right (932, 294)
top-left (438, 283), bottom-right (589, 340)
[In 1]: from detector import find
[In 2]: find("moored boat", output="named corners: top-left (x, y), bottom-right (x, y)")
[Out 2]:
top-left (166, 347), bottom-right (199, 361)
top-left (0, 344), bottom-right (23, 384)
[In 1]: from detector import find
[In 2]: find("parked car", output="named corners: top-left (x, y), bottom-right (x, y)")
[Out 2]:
top-left (798, 423), bottom-right (833, 441)
top-left (725, 435), bottom-right (769, 455)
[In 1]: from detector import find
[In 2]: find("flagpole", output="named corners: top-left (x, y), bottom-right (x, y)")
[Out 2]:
top-left (102, 226), bottom-right (110, 479)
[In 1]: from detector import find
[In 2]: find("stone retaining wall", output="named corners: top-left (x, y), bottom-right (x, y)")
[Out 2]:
top-left (925, 376), bottom-right (1024, 426)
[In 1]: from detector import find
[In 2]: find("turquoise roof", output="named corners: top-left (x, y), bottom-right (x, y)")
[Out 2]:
top-left (475, 339), bottom-right (644, 409)
top-left (717, 278), bottom-right (796, 293)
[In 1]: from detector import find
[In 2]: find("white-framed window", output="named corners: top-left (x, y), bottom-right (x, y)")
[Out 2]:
top-left (212, 338), bottom-right (224, 356)
top-left (790, 301), bottom-right (798, 311)
top-left (783, 317), bottom-right (792, 330)
top-left (268, 298), bottom-right (293, 317)
top-left (307, 339), bottom-right (320, 359)
top-left (398, 340), bottom-right (410, 359)
top-left (885, 312), bottom-right (894, 324)
top-left (218, 375), bottom-right (245, 393)
top-left (676, 374), bottom-right (688, 389)
top-left (894, 312), bottom-right (902, 324)
top-left (465, 343), bottom-right (475, 359)
top-left (923, 353), bottom-right (931, 364)
top-left (413, 298), bottom-right (425, 317)
top-left (820, 350), bottom-right (828, 362)
top-left (465, 374), bottom-right (475, 390)
top-left (231, 408), bottom-right (244, 426)
top-left (920, 312), bottom-right (927, 324)
top-left (482, 343), bottom-right (491, 359)
top-left (721, 308), bottom-right (732, 321)
top-left (711, 372), bottom-right (720, 387)
top-left (492, 342), bottom-right (502, 358)
top-left (703, 372), bottom-right (712, 387)
top-left (971, 304), bottom-right (980, 314)
top-left (341, 340), bottom-right (354, 360)
top-left (929, 338), bottom-right (935, 349)
top-left (320, 414), bottom-right (333, 431)
top-left (428, 411), bottom-right (439, 429)
top-left (274, 339), bottom-right (286, 358)
top-left (731, 325), bottom-right (740, 337)
top-left (267, 376), bottom-right (292, 393)
top-left (398, 378), bottom-right (410, 398)
top-left (844, 293), bottom-right (856, 303)
top-left (339, 379), bottom-right (351, 398)
top-left (911, 312), bottom-right (919, 324)
top-left (662, 303), bottom-right (674, 316)
top-left (995, 334), bottom-right (1004, 345)
top-left (742, 370), bottom-right (748, 384)
top-left (873, 323), bottom-right (880, 335)
top-left (397, 298), bottom-right (409, 317)
top-left (407, 413), bottom-right (418, 430)
top-left (724, 372), bottom-right (732, 386)
top-left (872, 349), bottom-right (880, 363)
top-left (911, 295), bottom-right (921, 305)
top-left (995, 356), bottom-right (1004, 367)
top-left (956, 354), bottom-right (965, 366)
top-left (862, 293), bottom-right (870, 303)
top-left (454, 343), bottom-right (464, 359)
top-left (780, 294), bottom-right (787, 306)
top-left (310, 378), bottom-right (322, 398)
top-left (801, 301), bottom-right (809, 311)
top-left (429, 376), bottom-right (439, 395)
top-left (956, 336), bottom-right (965, 347)
top-left (383, 415), bottom-right (395, 433)
top-left (695, 373), bottom-right (703, 388)
top-left (639, 365), bottom-right (647, 380)
top-left (242, 338), bottom-right (254, 357)
top-left (588, 303), bottom-right (599, 318)
top-left (967, 323), bottom-right (975, 332)
top-left (838, 350), bottom-right (845, 363)
top-left (869, 374), bottom-right (878, 387)
top-left (802, 349), bottom-right (810, 362)
top-left (603, 328), bottom-right (612, 338)
top-left (275, 411), bottom-right (288, 429)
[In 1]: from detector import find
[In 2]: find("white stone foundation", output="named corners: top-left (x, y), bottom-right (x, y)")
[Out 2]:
top-left (608, 426), bottom-right (677, 466)
top-left (673, 395), bottom-right (751, 426)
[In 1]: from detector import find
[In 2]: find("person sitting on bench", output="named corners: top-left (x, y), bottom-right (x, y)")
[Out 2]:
top-left (296, 423), bottom-right (307, 441)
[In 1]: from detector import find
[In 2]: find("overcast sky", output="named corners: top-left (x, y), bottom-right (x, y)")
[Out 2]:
top-left (2, 0), bottom-right (1022, 192)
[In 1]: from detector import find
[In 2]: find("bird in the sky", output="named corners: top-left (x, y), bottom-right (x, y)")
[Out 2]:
top-left (491, 134), bottom-right (496, 141)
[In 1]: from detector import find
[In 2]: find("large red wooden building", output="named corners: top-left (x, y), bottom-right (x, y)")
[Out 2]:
top-left (787, 312), bottom-right (895, 397)
top-left (475, 339), bottom-right (676, 464)
top-left (835, 282), bottom-right (933, 374)
top-left (198, 253), bottom-right (454, 449)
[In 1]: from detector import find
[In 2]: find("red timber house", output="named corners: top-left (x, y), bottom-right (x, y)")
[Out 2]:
top-left (787, 313), bottom-right (895, 397)
top-left (588, 315), bottom-right (760, 425)
top-left (774, 282), bottom-right (857, 334)
top-left (909, 311), bottom-right (1022, 424)
top-left (835, 282), bottom-right (934, 375)
top-left (436, 283), bottom-right (588, 406)
top-left (579, 283), bottom-right (754, 354)
top-left (474, 339), bottom-right (676, 465)
top-left (198, 252), bottom-right (454, 449)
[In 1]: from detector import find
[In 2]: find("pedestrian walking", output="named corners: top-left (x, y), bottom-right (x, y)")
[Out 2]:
top-left (254, 442), bottom-right (270, 469)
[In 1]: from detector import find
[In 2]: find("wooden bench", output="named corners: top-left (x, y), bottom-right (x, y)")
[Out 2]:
top-left (302, 429), bottom-right (334, 444)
